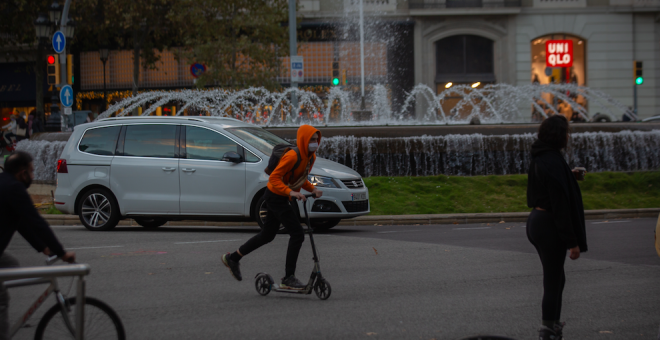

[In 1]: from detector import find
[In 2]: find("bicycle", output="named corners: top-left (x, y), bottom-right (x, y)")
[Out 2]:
top-left (3, 256), bottom-right (125, 340)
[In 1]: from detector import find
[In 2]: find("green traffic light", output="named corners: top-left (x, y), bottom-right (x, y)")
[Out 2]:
top-left (635, 77), bottom-right (643, 85)
top-left (332, 78), bottom-right (340, 86)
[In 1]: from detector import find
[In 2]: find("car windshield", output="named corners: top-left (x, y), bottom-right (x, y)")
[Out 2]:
top-left (226, 127), bottom-right (291, 156)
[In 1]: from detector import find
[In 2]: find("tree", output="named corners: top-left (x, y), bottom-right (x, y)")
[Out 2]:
top-left (0, 0), bottom-right (56, 123)
top-left (169, 0), bottom-right (289, 90)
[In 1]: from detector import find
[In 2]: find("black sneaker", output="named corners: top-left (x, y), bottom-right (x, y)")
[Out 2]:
top-left (538, 325), bottom-right (562, 340)
top-left (222, 253), bottom-right (242, 281)
top-left (280, 275), bottom-right (306, 289)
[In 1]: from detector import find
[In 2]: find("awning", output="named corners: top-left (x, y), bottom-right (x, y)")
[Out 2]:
top-left (0, 62), bottom-right (48, 104)
top-left (435, 73), bottom-right (496, 84)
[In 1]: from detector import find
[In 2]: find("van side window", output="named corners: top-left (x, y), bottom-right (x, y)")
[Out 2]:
top-left (244, 149), bottom-right (260, 163)
top-left (78, 126), bottom-right (121, 156)
top-left (186, 126), bottom-right (240, 161)
top-left (124, 125), bottom-right (177, 158)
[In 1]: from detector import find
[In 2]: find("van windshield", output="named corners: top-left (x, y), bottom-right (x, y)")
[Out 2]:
top-left (226, 127), bottom-right (291, 156)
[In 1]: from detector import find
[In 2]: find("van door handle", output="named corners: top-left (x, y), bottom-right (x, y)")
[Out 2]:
top-left (182, 168), bottom-right (196, 173)
top-left (162, 167), bottom-right (176, 171)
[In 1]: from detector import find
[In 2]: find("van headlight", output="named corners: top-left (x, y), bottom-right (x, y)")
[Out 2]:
top-left (308, 175), bottom-right (339, 188)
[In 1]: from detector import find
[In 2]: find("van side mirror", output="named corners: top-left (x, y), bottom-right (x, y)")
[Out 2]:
top-left (222, 151), bottom-right (243, 163)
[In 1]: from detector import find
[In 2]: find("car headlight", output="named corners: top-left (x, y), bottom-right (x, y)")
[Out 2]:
top-left (308, 175), bottom-right (339, 188)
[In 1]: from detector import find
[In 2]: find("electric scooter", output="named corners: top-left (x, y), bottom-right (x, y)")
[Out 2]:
top-left (254, 193), bottom-right (332, 300)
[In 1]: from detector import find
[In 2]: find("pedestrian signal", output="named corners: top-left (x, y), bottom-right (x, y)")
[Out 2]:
top-left (634, 60), bottom-right (643, 85)
top-left (47, 54), bottom-right (60, 85)
top-left (331, 62), bottom-right (340, 86)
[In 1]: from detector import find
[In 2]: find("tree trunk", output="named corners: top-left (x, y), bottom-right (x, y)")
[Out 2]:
top-left (34, 44), bottom-right (45, 123)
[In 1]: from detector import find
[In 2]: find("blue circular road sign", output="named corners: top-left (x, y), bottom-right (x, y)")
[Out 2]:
top-left (60, 85), bottom-right (74, 108)
top-left (52, 31), bottom-right (66, 54)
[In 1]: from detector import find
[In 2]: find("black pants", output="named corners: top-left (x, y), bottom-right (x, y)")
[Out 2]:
top-left (526, 209), bottom-right (567, 322)
top-left (238, 189), bottom-right (304, 277)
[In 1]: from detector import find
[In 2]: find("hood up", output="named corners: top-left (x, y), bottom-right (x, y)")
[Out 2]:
top-left (296, 124), bottom-right (321, 156)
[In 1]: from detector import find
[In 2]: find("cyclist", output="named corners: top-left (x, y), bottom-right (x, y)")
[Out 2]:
top-left (222, 125), bottom-right (322, 289)
top-left (0, 151), bottom-right (76, 340)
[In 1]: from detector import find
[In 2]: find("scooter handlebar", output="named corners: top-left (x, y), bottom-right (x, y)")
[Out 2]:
top-left (304, 193), bottom-right (318, 199)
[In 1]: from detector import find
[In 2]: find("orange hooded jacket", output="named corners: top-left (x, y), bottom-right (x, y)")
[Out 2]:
top-left (267, 125), bottom-right (321, 198)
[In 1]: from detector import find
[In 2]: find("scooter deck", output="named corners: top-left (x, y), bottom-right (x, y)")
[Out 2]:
top-left (272, 284), bottom-right (311, 294)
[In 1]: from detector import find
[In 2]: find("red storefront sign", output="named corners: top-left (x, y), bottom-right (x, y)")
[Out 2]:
top-left (546, 40), bottom-right (573, 67)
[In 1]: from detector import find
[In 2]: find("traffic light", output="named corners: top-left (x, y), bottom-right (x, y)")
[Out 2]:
top-left (67, 54), bottom-right (74, 85)
top-left (331, 61), bottom-right (339, 86)
top-left (341, 69), bottom-right (347, 85)
top-left (47, 54), bottom-right (60, 85)
top-left (634, 61), bottom-right (643, 85)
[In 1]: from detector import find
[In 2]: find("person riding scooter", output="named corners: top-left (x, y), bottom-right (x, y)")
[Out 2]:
top-left (222, 124), bottom-right (323, 289)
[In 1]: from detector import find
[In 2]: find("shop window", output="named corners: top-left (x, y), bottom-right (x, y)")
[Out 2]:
top-left (530, 34), bottom-right (586, 122)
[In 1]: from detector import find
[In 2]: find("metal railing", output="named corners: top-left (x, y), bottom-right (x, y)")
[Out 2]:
top-left (0, 264), bottom-right (90, 340)
top-left (409, 0), bottom-right (521, 8)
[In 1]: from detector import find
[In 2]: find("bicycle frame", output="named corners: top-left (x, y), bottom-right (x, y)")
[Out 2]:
top-left (0, 263), bottom-right (89, 340)
top-left (5, 276), bottom-right (76, 338)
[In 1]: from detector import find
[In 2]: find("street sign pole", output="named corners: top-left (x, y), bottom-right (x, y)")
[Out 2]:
top-left (59, 0), bottom-right (72, 89)
top-left (288, 0), bottom-right (298, 120)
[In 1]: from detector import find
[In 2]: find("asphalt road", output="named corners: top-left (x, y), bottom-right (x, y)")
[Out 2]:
top-left (4, 217), bottom-right (659, 340)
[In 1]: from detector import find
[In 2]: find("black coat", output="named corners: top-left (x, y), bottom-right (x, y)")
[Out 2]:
top-left (0, 172), bottom-right (65, 257)
top-left (527, 140), bottom-right (588, 252)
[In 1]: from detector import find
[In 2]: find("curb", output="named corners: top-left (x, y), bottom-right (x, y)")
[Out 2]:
top-left (43, 208), bottom-right (660, 227)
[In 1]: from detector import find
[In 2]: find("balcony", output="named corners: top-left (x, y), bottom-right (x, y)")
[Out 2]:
top-left (409, 0), bottom-right (522, 8)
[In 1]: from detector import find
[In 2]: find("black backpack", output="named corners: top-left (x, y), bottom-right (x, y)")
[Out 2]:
top-left (265, 144), bottom-right (302, 181)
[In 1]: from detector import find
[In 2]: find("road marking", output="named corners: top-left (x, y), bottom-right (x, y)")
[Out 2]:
top-left (591, 220), bottom-right (631, 224)
top-left (68, 245), bottom-right (124, 250)
top-left (452, 227), bottom-right (491, 230)
top-left (377, 230), bottom-right (422, 234)
top-left (174, 239), bottom-right (242, 244)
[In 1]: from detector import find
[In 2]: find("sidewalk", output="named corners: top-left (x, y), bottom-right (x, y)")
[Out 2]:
top-left (43, 208), bottom-right (660, 227)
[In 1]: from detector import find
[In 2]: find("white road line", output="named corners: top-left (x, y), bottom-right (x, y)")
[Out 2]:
top-left (67, 246), bottom-right (124, 250)
top-left (452, 227), bottom-right (491, 230)
top-left (174, 239), bottom-right (242, 244)
top-left (591, 220), bottom-right (631, 224)
top-left (377, 230), bottom-right (422, 234)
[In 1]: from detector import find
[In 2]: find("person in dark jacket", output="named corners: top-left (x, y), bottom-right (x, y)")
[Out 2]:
top-left (526, 115), bottom-right (587, 340)
top-left (0, 151), bottom-right (75, 340)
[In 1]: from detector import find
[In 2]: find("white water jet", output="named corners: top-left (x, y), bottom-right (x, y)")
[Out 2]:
top-left (97, 83), bottom-right (629, 126)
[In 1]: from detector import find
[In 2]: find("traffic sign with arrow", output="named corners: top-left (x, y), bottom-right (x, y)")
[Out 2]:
top-left (60, 85), bottom-right (73, 108)
top-left (52, 31), bottom-right (66, 54)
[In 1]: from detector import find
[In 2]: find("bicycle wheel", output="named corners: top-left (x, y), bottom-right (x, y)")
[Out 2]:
top-left (34, 297), bottom-right (125, 340)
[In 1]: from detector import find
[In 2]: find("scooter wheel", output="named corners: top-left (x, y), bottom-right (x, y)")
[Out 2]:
top-left (255, 273), bottom-right (273, 296)
top-left (314, 278), bottom-right (331, 300)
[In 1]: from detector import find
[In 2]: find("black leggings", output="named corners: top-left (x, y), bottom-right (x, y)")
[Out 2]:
top-left (526, 209), bottom-right (567, 322)
top-left (238, 189), bottom-right (305, 277)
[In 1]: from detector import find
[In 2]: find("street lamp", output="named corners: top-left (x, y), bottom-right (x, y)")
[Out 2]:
top-left (48, 1), bottom-right (62, 26)
top-left (99, 48), bottom-right (109, 112)
top-left (34, 13), bottom-right (52, 40)
top-left (64, 18), bottom-right (75, 39)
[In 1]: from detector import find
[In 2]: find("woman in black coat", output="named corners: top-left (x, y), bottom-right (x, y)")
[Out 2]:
top-left (526, 115), bottom-right (588, 340)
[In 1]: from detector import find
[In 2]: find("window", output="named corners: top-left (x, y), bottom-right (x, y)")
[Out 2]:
top-left (124, 125), bottom-right (177, 158)
top-left (186, 126), bottom-right (240, 161)
top-left (244, 149), bottom-right (260, 163)
top-left (78, 126), bottom-right (121, 156)
top-left (435, 35), bottom-right (495, 83)
top-left (226, 127), bottom-right (291, 156)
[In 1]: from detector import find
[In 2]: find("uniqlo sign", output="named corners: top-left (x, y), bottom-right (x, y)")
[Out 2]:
top-left (546, 40), bottom-right (573, 67)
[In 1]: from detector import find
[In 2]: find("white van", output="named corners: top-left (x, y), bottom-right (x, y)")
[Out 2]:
top-left (54, 117), bottom-right (369, 231)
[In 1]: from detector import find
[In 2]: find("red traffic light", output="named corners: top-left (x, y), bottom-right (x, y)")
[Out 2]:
top-left (47, 55), bottom-right (56, 64)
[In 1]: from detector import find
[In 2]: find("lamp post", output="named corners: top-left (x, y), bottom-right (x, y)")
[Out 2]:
top-left (48, 1), bottom-right (62, 25)
top-left (34, 13), bottom-right (53, 126)
top-left (99, 48), bottom-right (109, 112)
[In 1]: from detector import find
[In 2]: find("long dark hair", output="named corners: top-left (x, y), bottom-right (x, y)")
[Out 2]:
top-left (538, 115), bottom-right (570, 149)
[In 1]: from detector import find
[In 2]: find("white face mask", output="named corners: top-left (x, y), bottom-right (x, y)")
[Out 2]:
top-left (308, 142), bottom-right (319, 152)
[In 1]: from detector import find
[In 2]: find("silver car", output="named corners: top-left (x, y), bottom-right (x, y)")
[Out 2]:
top-left (53, 116), bottom-right (369, 231)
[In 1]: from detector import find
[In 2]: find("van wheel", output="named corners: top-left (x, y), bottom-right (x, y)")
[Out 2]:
top-left (77, 188), bottom-right (120, 231)
top-left (254, 195), bottom-right (287, 233)
top-left (134, 218), bottom-right (167, 229)
top-left (311, 219), bottom-right (341, 231)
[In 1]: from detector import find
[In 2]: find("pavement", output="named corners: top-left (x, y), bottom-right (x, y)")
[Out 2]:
top-left (41, 207), bottom-right (660, 226)
top-left (4, 217), bottom-right (659, 340)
